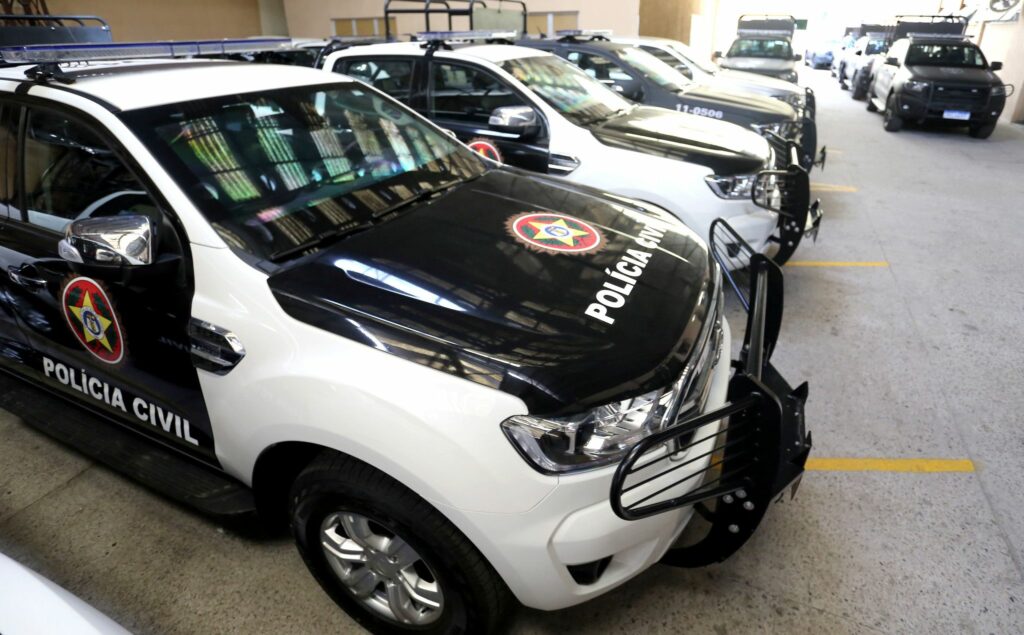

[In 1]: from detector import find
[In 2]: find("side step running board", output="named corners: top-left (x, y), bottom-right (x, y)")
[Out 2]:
top-left (0, 370), bottom-right (257, 521)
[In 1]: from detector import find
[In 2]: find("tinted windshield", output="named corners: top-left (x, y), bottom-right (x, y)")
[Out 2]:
top-left (122, 83), bottom-right (486, 261)
top-left (614, 46), bottom-right (693, 91)
top-left (501, 54), bottom-right (632, 126)
top-left (727, 38), bottom-right (793, 59)
top-left (905, 43), bottom-right (986, 68)
top-left (865, 40), bottom-right (886, 56)
top-left (665, 41), bottom-right (716, 74)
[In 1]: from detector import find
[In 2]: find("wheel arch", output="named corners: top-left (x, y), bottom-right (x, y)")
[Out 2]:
top-left (252, 440), bottom-right (328, 529)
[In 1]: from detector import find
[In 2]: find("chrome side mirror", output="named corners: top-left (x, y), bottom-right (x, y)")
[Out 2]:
top-left (488, 105), bottom-right (540, 138)
top-left (59, 215), bottom-right (154, 267)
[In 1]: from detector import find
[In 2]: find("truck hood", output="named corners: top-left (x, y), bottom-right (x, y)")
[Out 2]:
top-left (268, 169), bottom-right (715, 414)
top-left (588, 106), bottom-right (771, 176)
top-left (906, 65), bottom-right (1001, 84)
top-left (679, 84), bottom-right (797, 123)
top-left (714, 68), bottom-right (803, 97)
top-left (720, 57), bottom-right (795, 72)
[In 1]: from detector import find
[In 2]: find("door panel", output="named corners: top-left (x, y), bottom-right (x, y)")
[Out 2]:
top-left (0, 104), bottom-right (217, 463)
top-left (0, 103), bottom-right (34, 371)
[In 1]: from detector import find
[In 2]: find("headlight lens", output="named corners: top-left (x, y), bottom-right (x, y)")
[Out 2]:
top-left (992, 84), bottom-right (1010, 97)
top-left (905, 80), bottom-right (930, 93)
top-left (781, 70), bottom-right (798, 82)
top-left (502, 389), bottom-right (676, 474)
top-left (705, 173), bottom-right (758, 199)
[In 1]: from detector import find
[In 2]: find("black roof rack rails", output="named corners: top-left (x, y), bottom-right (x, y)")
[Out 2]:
top-left (737, 14), bottom-right (797, 37)
top-left (0, 14), bottom-right (111, 46)
top-left (892, 14), bottom-right (967, 40)
top-left (383, 0), bottom-right (526, 41)
top-left (410, 29), bottom-right (517, 54)
top-left (312, 36), bottom-right (385, 69)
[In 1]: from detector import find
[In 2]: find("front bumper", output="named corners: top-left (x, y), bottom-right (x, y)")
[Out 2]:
top-left (894, 90), bottom-right (1006, 123)
top-left (611, 250), bottom-right (811, 565)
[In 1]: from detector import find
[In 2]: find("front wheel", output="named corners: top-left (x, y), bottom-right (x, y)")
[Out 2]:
top-left (290, 452), bottom-right (514, 634)
top-left (883, 93), bottom-right (903, 131)
top-left (969, 122), bottom-right (996, 139)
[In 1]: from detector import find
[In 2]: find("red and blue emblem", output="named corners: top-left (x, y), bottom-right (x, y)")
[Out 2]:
top-left (62, 276), bottom-right (125, 364)
top-left (507, 212), bottom-right (603, 254)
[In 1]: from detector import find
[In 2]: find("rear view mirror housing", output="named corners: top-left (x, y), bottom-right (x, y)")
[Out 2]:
top-left (886, 56), bottom-right (899, 66)
top-left (990, 61), bottom-right (1003, 71)
top-left (488, 105), bottom-right (540, 139)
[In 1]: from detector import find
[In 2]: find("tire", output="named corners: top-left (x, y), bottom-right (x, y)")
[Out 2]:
top-left (851, 73), bottom-right (867, 100)
top-left (839, 67), bottom-right (848, 90)
top-left (969, 122), bottom-right (996, 139)
top-left (883, 93), bottom-right (903, 132)
top-left (290, 452), bottom-right (514, 635)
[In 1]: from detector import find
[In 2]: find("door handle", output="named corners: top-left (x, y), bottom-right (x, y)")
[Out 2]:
top-left (8, 266), bottom-right (47, 291)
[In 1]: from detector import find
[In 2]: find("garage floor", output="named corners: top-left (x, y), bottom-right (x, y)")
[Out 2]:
top-left (2, 70), bottom-right (1024, 634)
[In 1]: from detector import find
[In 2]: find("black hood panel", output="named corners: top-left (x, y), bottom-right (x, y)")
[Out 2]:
top-left (589, 107), bottom-right (770, 176)
top-left (680, 85), bottom-right (796, 124)
top-left (906, 65), bottom-right (999, 84)
top-left (269, 169), bottom-right (714, 415)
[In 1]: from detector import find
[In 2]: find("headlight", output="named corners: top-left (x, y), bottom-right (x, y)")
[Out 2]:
top-left (752, 120), bottom-right (797, 139)
top-left (781, 70), bottom-right (798, 83)
top-left (992, 84), bottom-right (1013, 97)
top-left (905, 80), bottom-right (930, 93)
top-left (705, 173), bottom-right (758, 199)
top-left (502, 389), bottom-right (677, 474)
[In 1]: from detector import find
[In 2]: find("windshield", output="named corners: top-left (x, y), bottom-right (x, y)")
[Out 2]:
top-left (122, 83), bottom-right (486, 261)
top-left (865, 40), bottom-right (886, 56)
top-left (614, 46), bottom-right (693, 91)
top-left (727, 38), bottom-right (793, 59)
top-left (905, 43), bottom-right (986, 68)
top-left (501, 55), bottom-right (632, 126)
top-left (665, 41), bottom-right (717, 75)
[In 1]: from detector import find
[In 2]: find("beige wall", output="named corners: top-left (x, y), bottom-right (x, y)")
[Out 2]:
top-left (259, 0), bottom-right (290, 35)
top-left (639, 0), bottom-right (700, 43)
top-left (46, 0), bottom-right (262, 40)
top-left (282, 0), bottom-right (638, 39)
top-left (976, 20), bottom-right (1024, 123)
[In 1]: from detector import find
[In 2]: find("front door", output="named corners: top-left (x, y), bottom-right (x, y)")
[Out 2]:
top-left (0, 101), bottom-right (217, 463)
top-left (425, 60), bottom-right (550, 173)
top-left (0, 103), bottom-right (34, 371)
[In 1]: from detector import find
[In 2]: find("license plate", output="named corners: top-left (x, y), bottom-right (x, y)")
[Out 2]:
top-left (943, 110), bottom-right (971, 121)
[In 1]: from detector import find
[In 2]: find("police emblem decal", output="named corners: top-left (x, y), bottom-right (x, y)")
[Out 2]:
top-left (507, 212), bottom-right (603, 254)
top-left (467, 138), bottom-right (503, 163)
top-left (62, 276), bottom-right (125, 364)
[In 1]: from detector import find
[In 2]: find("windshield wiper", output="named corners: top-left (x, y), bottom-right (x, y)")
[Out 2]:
top-left (580, 108), bottom-right (629, 126)
top-left (268, 222), bottom-right (376, 263)
top-left (370, 178), bottom-right (472, 220)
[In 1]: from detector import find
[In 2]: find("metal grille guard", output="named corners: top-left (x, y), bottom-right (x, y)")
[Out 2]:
top-left (609, 249), bottom-right (811, 566)
top-left (754, 136), bottom-right (822, 265)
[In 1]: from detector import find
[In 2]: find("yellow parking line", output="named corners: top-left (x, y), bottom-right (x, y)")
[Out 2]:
top-left (786, 261), bottom-right (889, 267)
top-left (811, 183), bottom-right (858, 193)
top-left (807, 458), bottom-right (975, 473)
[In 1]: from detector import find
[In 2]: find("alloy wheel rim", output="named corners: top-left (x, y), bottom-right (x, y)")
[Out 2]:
top-left (320, 511), bottom-right (445, 626)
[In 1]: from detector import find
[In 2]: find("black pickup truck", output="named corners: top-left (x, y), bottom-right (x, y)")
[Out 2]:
top-left (866, 33), bottom-right (1013, 139)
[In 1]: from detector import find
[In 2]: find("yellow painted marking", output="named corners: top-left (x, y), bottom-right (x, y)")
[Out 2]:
top-left (807, 458), bottom-right (975, 473)
top-left (811, 183), bottom-right (858, 193)
top-left (786, 261), bottom-right (889, 267)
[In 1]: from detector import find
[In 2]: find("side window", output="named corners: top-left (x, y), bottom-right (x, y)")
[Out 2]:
top-left (0, 104), bottom-right (17, 219)
top-left (336, 58), bottom-right (414, 100)
top-left (22, 108), bottom-right (160, 235)
top-left (567, 50), bottom-right (635, 83)
top-left (429, 62), bottom-right (526, 124)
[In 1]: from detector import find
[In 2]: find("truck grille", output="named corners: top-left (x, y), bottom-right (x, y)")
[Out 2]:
top-left (931, 83), bottom-right (989, 109)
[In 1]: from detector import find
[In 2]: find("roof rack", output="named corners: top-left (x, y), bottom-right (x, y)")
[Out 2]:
top-left (737, 14), bottom-right (796, 37)
top-left (0, 38), bottom-right (292, 83)
top-left (384, 0), bottom-right (526, 41)
top-left (736, 28), bottom-right (793, 37)
top-left (907, 32), bottom-right (971, 40)
top-left (555, 29), bottom-right (612, 42)
top-left (893, 15), bottom-right (967, 40)
top-left (0, 14), bottom-right (111, 46)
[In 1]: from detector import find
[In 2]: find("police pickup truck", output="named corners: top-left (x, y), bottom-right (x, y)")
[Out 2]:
top-left (715, 15), bottom-right (801, 83)
top-left (322, 32), bottom-right (822, 265)
top-left (0, 35), bottom-right (810, 634)
top-left (866, 33), bottom-right (1013, 138)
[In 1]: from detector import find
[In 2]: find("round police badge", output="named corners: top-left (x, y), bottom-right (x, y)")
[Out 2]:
top-left (507, 212), bottom-right (604, 254)
top-left (62, 276), bottom-right (125, 364)
top-left (467, 138), bottom-right (503, 163)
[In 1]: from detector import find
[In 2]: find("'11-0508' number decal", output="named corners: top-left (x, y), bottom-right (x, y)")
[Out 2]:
top-left (676, 104), bottom-right (725, 119)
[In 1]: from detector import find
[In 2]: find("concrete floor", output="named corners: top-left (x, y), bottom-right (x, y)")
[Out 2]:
top-left (2, 70), bottom-right (1024, 634)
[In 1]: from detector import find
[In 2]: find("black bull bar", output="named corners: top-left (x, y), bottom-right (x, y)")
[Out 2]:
top-left (609, 247), bottom-right (812, 567)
